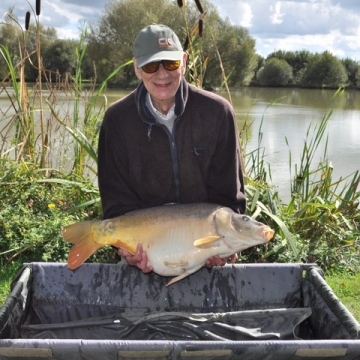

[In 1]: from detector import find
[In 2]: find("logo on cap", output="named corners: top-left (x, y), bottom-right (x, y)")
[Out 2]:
top-left (158, 38), bottom-right (175, 48)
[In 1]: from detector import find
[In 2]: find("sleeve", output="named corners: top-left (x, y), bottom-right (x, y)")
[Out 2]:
top-left (207, 103), bottom-right (246, 214)
top-left (97, 110), bottom-right (140, 219)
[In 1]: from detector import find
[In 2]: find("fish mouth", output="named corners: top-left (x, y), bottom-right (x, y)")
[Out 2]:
top-left (263, 227), bottom-right (275, 241)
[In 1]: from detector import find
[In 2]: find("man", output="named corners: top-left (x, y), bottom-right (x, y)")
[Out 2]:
top-left (98, 24), bottom-right (246, 273)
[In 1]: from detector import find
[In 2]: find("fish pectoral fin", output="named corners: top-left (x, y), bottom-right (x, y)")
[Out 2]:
top-left (193, 235), bottom-right (222, 248)
top-left (166, 272), bottom-right (191, 286)
top-left (164, 260), bottom-right (188, 268)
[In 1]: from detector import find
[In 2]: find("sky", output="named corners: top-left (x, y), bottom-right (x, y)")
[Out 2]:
top-left (1, 0), bottom-right (360, 61)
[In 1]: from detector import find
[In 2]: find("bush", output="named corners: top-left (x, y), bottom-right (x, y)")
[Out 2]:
top-left (301, 51), bottom-right (348, 88)
top-left (258, 58), bottom-right (293, 86)
top-left (0, 162), bottom-right (107, 265)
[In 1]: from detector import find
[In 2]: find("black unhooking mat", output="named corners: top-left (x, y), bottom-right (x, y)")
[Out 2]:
top-left (1, 262), bottom-right (359, 343)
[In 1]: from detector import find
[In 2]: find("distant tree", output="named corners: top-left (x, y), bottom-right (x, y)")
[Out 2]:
top-left (42, 39), bottom-right (77, 80)
top-left (86, 0), bottom-right (184, 86)
top-left (86, 0), bottom-right (257, 88)
top-left (257, 57), bottom-right (293, 87)
top-left (301, 51), bottom-right (348, 88)
top-left (290, 50), bottom-right (313, 83)
top-left (197, 14), bottom-right (257, 88)
top-left (341, 58), bottom-right (360, 87)
top-left (267, 49), bottom-right (312, 84)
top-left (0, 9), bottom-right (26, 80)
top-left (214, 22), bottom-right (257, 87)
top-left (356, 67), bottom-right (360, 88)
top-left (0, 10), bottom-right (59, 82)
top-left (252, 54), bottom-right (265, 81)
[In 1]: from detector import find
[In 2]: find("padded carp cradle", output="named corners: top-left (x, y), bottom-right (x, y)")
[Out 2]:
top-left (0, 263), bottom-right (360, 359)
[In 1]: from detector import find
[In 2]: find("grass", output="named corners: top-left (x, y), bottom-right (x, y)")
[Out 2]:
top-left (325, 272), bottom-right (360, 322)
top-left (0, 261), bottom-right (22, 306)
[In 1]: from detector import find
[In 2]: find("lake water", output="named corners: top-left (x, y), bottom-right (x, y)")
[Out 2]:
top-left (104, 87), bottom-right (360, 202)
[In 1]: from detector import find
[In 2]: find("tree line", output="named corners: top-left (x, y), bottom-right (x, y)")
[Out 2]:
top-left (1, 0), bottom-right (359, 90)
top-left (256, 50), bottom-right (360, 88)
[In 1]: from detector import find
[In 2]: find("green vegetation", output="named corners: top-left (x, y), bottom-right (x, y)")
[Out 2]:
top-left (260, 49), bottom-right (356, 88)
top-left (240, 101), bottom-right (360, 271)
top-left (0, 163), bottom-right (102, 264)
top-left (258, 57), bottom-right (293, 87)
top-left (0, 261), bottom-right (20, 306)
top-left (0, 0), bottom-right (359, 318)
top-left (301, 51), bottom-right (348, 88)
top-left (326, 272), bottom-right (360, 322)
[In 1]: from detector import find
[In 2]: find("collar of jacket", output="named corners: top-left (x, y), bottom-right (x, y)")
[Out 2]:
top-left (135, 78), bottom-right (188, 125)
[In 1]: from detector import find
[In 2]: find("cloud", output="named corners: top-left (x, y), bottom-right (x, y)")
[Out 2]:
top-left (1, 0), bottom-right (359, 59)
top-left (0, 0), bottom-right (103, 38)
top-left (215, 1), bottom-right (254, 28)
top-left (270, 2), bottom-right (284, 25)
top-left (60, 0), bottom-right (107, 6)
top-left (239, 3), bottom-right (253, 28)
top-left (211, 0), bottom-right (360, 60)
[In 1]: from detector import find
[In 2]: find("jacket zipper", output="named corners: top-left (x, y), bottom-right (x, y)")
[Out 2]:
top-left (169, 130), bottom-right (180, 202)
top-left (149, 122), bottom-right (180, 202)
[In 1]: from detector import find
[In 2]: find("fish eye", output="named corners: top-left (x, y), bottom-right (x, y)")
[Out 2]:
top-left (242, 215), bottom-right (250, 222)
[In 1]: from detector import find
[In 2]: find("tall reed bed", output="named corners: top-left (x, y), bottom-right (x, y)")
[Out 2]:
top-left (0, 2), bottom-right (131, 176)
top-left (241, 95), bottom-right (360, 271)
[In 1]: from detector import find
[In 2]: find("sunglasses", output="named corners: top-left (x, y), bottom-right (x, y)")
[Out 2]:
top-left (141, 60), bottom-right (181, 74)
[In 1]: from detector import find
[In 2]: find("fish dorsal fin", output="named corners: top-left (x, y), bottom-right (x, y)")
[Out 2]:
top-left (193, 235), bottom-right (222, 248)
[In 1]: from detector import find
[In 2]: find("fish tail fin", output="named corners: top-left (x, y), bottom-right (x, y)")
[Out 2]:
top-left (62, 221), bottom-right (102, 270)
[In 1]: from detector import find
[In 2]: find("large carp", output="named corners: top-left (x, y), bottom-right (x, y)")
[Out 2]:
top-left (63, 203), bottom-right (274, 286)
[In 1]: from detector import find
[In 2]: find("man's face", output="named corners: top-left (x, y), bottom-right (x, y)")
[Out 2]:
top-left (134, 53), bottom-right (188, 107)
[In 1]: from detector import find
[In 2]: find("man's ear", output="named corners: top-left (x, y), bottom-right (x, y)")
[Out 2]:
top-left (182, 53), bottom-right (188, 75)
top-left (133, 59), bottom-right (142, 80)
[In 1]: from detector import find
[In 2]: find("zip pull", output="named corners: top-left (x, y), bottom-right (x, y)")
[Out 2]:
top-left (147, 124), bottom-right (153, 140)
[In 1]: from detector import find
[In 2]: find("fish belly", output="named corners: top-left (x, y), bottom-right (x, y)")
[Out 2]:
top-left (144, 218), bottom-right (225, 276)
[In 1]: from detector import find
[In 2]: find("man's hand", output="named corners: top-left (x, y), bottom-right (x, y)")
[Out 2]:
top-left (118, 244), bottom-right (154, 273)
top-left (205, 253), bottom-right (238, 268)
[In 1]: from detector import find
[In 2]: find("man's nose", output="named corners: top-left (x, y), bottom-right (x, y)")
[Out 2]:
top-left (156, 63), bottom-right (168, 77)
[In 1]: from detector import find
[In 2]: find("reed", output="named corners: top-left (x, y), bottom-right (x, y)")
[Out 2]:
top-left (0, 2), bottom-right (53, 167)
top-left (179, 0), bottom-right (208, 88)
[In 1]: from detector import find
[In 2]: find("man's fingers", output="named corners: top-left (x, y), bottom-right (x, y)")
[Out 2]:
top-left (205, 254), bottom-right (237, 268)
top-left (118, 244), bottom-right (153, 273)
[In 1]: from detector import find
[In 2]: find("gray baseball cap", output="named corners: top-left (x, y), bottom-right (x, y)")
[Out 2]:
top-left (133, 24), bottom-right (184, 67)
